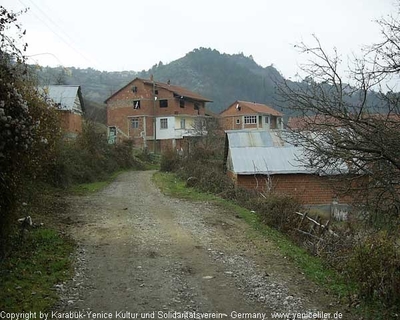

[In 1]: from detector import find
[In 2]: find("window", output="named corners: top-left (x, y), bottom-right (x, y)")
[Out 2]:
top-left (265, 116), bottom-right (269, 123)
top-left (133, 100), bottom-right (140, 109)
top-left (194, 103), bottom-right (200, 110)
top-left (236, 119), bottom-right (240, 125)
top-left (132, 86), bottom-right (138, 93)
top-left (159, 99), bottom-right (168, 108)
top-left (180, 99), bottom-right (185, 108)
top-left (180, 118), bottom-right (186, 129)
top-left (244, 115), bottom-right (257, 124)
top-left (154, 89), bottom-right (158, 95)
top-left (160, 118), bottom-right (168, 129)
top-left (131, 118), bottom-right (139, 129)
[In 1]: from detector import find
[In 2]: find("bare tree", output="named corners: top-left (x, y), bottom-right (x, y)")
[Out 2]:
top-left (277, 8), bottom-right (400, 224)
top-left (188, 116), bottom-right (225, 159)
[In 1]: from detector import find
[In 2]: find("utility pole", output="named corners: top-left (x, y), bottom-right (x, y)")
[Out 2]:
top-left (152, 75), bottom-right (157, 153)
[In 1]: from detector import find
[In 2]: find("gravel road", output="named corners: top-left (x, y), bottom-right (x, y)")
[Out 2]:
top-left (54, 171), bottom-right (347, 319)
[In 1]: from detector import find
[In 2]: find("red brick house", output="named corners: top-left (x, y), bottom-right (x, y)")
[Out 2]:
top-left (224, 130), bottom-right (350, 212)
top-left (43, 85), bottom-right (84, 138)
top-left (220, 100), bottom-right (283, 131)
top-left (105, 78), bottom-right (212, 152)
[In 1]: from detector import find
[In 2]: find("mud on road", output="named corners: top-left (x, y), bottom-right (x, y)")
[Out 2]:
top-left (55, 171), bottom-right (347, 319)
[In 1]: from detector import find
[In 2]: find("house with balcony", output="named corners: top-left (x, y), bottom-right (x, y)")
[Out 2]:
top-left (219, 100), bottom-right (283, 131)
top-left (105, 78), bottom-right (212, 152)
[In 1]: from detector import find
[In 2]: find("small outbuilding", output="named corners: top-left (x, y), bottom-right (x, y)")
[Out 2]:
top-left (224, 130), bottom-right (349, 211)
top-left (43, 85), bottom-right (85, 138)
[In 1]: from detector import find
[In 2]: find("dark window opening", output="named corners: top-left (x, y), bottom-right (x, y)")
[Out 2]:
top-left (132, 86), bottom-right (138, 93)
top-left (133, 100), bottom-right (141, 109)
top-left (159, 99), bottom-right (168, 108)
top-left (180, 99), bottom-right (185, 108)
top-left (194, 103), bottom-right (201, 115)
top-left (155, 89), bottom-right (158, 95)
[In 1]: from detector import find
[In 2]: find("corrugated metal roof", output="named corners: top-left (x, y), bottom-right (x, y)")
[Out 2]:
top-left (226, 130), bottom-right (290, 148)
top-left (44, 85), bottom-right (82, 112)
top-left (226, 130), bottom-right (347, 175)
top-left (229, 146), bottom-right (312, 175)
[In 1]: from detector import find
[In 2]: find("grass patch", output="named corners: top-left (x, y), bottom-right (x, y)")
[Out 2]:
top-left (0, 228), bottom-right (75, 312)
top-left (153, 172), bottom-right (218, 202)
top-left (153, 171), bottom-right (353, 299)
top-left (71, 156), bottom-right (160, 196)
top-left (69, 169), bottom-right (128, 195)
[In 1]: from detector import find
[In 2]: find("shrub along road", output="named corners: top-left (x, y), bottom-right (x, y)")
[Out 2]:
top-left (55, 171), bottom-right (348, 319)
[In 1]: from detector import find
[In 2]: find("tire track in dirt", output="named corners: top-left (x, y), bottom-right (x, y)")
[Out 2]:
top-left (55, 171), bottom-right (346, 319)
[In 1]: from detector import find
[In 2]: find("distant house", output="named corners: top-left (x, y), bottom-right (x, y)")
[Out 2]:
top-left (219, 100), bottom-right (283, 131)
top-left (224, 130), bottom-right (350, 211)
top-left (42, 85), bottom-right (84, 138)
top-left (105, 77), bottom-right (212, 152)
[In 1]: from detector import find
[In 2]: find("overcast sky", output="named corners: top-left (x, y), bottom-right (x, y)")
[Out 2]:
top-left (3, 0), bottom-right (396, 79)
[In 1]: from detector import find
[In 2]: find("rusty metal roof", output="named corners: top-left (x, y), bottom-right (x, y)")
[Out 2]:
top-left (105, 78), bottom-right (212, 103)
top-left (142, 79), bottom-right (213, 102)
top-left (226, 100), bottom-right (283, 116)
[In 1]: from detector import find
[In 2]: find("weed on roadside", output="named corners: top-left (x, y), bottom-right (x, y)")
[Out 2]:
top-left (0, 228), bottom-right (75, 312)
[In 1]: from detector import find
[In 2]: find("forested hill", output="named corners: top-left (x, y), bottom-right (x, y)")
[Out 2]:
top-left (138, 48), bottom-right (285, 113)
top-left (33, 48), bottom-right (286, 114)
top-left (33, 47), bottom-right (382, 119)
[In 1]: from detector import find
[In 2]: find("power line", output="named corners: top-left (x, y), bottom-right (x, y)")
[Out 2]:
top-left (17, 0), bottom-right (99, 68)
top-left (27, 52), bottom-right (65, 66)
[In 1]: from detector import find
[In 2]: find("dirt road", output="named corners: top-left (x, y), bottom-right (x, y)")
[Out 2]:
top-left (55, 171), bottom-right (345, 319)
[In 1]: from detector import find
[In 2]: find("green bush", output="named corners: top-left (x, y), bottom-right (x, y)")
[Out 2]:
top-left (160, 147), bottom-right (180, 172)
top-left (347, 231), bottom-right (400, 316)
top-left (49, 123), bottom-right (144, 188)
top-left (250, 194), bottom-right (302, 233)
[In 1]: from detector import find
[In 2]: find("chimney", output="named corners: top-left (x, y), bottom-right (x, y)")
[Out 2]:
top-left (150, 74), bottom-right (154, 81)
top-left (167, 79), bottom-right (171, 85)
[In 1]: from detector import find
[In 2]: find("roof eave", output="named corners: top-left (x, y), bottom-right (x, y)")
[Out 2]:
top-left (104, 77), bottom-right (140, 104)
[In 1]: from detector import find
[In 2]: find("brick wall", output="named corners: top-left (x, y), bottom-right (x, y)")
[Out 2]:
top-left (106, 78), bottom-right (207, 150)
top-left (107, 79), bottom-right (206, 121)
top-left (59, 111), bottom-right (82, 134)
top-left (234, 172), bottom-right (350, 205)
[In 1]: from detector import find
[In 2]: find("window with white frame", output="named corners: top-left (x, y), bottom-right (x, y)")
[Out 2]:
top-left (244, 115), bottom-right (257, 124)
top-left (131, 118), bottom-right (139, 129)
top-left (160, 118), bottom-right (168, 129)
top-left (180, 118), bottom-right (186, 129)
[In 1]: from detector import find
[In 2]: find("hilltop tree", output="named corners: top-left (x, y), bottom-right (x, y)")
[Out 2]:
top-left (277, 4), bottom-right (400, 224)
